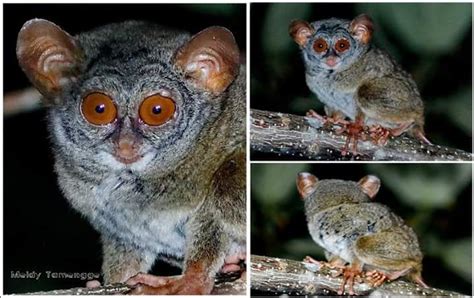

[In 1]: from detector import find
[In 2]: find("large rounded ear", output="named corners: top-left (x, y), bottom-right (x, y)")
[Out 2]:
top-left (289, 20), bottom-right (314, 47)
top-left (174, 26), bottom-right (240, 96)
top-left (357, 175), bottom-right (380, 199)
top-left (350, 14), bottom-right (373, 44)
top-left (16, 19), bottom-right (83, 105)
top-left (297, 172), bottom-right (319, 199)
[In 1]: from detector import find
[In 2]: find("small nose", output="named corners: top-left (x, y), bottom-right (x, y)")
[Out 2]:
top-left (112, 117), bottom-right (142, 164)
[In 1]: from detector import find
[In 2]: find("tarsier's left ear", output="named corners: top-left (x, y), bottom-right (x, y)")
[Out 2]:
top-left (350, 14), bottom-right (373, 44)
top-left (297, 172), bottom-right (319, 200)
top-left (16, 19), bottom-right (84, 105)
top-left (357, 175), bottom-right (380, 199)
top-left (174, 26), bottom-right (240, 96)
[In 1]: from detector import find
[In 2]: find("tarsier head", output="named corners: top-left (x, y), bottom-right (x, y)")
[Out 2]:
top-left (17, 19), bottom-right (240, 176)
top-left (289, 14), bottom-right (373, 72)
top-left (297, 173), bottom-right (380, 209)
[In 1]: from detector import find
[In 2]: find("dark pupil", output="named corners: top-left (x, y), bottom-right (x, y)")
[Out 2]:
top-left (152, 105), bottom-right (162, 114)
top-left (318, 43), bottom-right (324, 48)
top-left (340, 43), bottom-right (345, 48)
top-left (95, 104), bottom-right (105, 113)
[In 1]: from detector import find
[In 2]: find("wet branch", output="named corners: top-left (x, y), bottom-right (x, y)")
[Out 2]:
top-left (250, 109), bottom-right (472, 161)
top-left (251, 255), bottom-right (465, 296)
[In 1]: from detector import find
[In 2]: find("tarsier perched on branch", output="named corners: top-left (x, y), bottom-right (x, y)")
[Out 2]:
top-left (17, 19), bottom-right (246, 294)
top-left (289, 14), bottom-right (431, 154)
top-left (297, 173), bottom-right (428, 295)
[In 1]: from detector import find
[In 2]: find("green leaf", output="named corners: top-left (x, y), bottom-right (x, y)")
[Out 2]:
top-left (366, 164), bottom-right (471, 209)
top-left (262, 3), bottom-right (313, 72)
top-left (429, 88), bottom-right (472, 135)
top-left (441, 238), bottom-right (472, 282)
top-left (252, 164), bottom-right (311, 206)
top-left (356, 3), bottom-right (471, 55)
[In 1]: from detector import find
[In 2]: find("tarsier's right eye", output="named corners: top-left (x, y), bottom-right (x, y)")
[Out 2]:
top-left (81, 92), bottom-right (117, 125)
top-left (313, 38), bottom-right (328, 53)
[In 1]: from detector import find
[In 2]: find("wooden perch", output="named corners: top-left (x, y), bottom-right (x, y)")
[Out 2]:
top-left (21, 273), bottom-right (246, 295)
top-left (251, 255), bottom-right (466, 296)
top-left (4, 87), bottom-right (42, 117)
top-left (251, 109), bottom-right (472, 161)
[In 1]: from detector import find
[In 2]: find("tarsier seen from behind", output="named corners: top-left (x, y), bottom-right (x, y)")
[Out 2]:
top-left (290, 14), bottom-right (431, 154)
top-left (17, 19), bottom-right (245, 294)
top-left (297, 173), bottom-right (427, 295)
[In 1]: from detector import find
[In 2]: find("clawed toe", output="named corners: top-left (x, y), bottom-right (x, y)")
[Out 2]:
top-left (365, 270), bottom-right (388, 287)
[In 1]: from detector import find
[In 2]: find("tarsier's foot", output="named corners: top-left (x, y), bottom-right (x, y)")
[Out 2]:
top-left (126, 272), bottom-right (212, 295)
top-left (220, 252), bottom-right (246, 274)
top-left (338, 265), bottom-right (363, 295)
top-left (304, 256), bottom-right (345, 278)
top-left (368, 125), bottom-right (392, 146)
top-left (337, 121), bottom-right (368, 156)
top-left (306, 109), bottom-right (349, 127)
top-left (365, 270), bottom-right (389, 287)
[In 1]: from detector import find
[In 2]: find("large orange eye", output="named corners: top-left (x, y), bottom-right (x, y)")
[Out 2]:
top-left (313, 38), bottom-right (328, 53)
top-left (81, 92), bottom-right (117, 125)
top-left (139, 94), bottom-right (176, 126)
top-left (335, 39), bottom-right (350, 52)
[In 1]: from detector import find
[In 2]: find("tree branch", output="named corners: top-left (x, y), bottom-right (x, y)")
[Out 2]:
top-left (251, 255), bottom-right (465, 296)
top-left (250, 109), bottom-right (472, 161)
top-left (4, 87), bottom-right (42, 117)
top-left (21, 274), bottom-right (246, 295)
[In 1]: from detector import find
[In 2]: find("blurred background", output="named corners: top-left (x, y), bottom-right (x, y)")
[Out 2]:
top-left (3, 4), bottom-right (245, 294)
top-left (251, 3), bottom-right (472, 160)
top-left (251, 163), bottom-right (472, 295)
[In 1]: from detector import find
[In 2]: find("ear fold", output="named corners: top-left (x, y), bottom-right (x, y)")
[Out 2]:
top-left (357, 175), bottom-right (380, 199)
top-left (16, 19), bottom-right (83, 104)
top-left (350, 14), bottom-right (373, 44)
top-left (297, 172), bottom-right (319, 199)
top-left (174, 26), bottom-right (240, 96)
top-left (289, 20), bottom-right (314, 47)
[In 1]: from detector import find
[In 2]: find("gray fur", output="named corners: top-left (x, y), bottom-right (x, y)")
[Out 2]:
top-left (19, 20), bottom-right (246, 285)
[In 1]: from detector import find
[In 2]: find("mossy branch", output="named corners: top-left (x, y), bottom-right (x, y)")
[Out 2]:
top-left (250, 109), bottom-right (472, 161)
top-left (251, 255), bottom-right (465, 296)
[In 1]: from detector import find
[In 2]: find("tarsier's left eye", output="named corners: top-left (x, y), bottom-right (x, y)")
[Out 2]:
top-left (335, 39), bottom-right (350, 52)
top-left (139, 94), bottom-right (176, 126)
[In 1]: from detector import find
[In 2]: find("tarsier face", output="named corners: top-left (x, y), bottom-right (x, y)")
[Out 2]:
top-left (17, 20), bottom-right (239, 176)
top-left (289, 14), bottom-right (373, 72)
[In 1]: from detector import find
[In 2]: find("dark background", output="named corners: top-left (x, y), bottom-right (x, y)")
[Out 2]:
top-left (250, 3), bottom-right (472, 160)
top-left (251, 163), bottom-right (472, 295)
top-left (3, 4), bottom-right (245, 294)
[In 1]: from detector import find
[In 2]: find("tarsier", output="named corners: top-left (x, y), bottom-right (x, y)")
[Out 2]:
top-left (17, 19), bottom-right (246, 294)
top-left (289, 14), bottom-right (431, 154)
top-left (297, 173), bottom-right (427, 295)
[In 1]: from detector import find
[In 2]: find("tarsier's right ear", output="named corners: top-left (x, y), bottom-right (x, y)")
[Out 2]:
top-left (16, 19), bottom-right (83, 105)
top-left (357, 175), bottom-right (380, 199)
top-left (297, 172), bottom-right (319, 199)
top-left (289, 20), bottom-right (314, 47)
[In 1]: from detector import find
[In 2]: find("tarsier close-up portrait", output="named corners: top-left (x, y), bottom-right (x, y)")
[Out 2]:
top-left (2, 1), bottom-right (473, 297)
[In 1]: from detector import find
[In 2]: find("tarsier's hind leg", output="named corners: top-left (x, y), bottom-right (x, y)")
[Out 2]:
top-left (354, 229), bottom-right (426, 287)
top-left (357, 77), bottom-right (429, 145)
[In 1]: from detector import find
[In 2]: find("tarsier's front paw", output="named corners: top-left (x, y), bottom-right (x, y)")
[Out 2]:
top-left (126, 272), bottom-right (213, 295)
